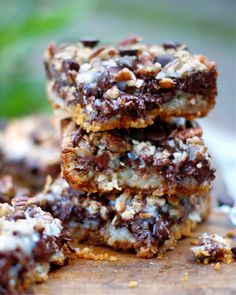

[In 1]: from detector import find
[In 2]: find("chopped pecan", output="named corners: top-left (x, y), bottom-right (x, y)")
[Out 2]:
top-left (89, 47), bottom-right (105, 59)
top-left (12, 196), bottom-right (31, 207)
top-left (47, 43), bottom-right (56, 59)
top-left (117, 36), bottom-right (141, 47)
top-left (159, 78), bottom-right (175, 88)
top-left (105, 86), bottom-right (120, 99)
top-left (62, 59), bottom-right (80, 73)
top-left (139, 212), bottom-right (153, 219)
top-left (135, 64), bottom-right (161, 79)
top-left (175, 126), bottom-right (203, 141)
top-left (167, 195), bottom-right (180, 206)
top-left (114, 68), bottom-right (136, 82)
top-left (90, 47), bottom-right (118, 60)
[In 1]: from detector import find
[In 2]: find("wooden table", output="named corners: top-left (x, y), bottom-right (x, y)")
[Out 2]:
top-left (37, 212), bottom-right (236, 295)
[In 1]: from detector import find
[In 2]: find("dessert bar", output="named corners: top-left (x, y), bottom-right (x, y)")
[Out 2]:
top-left (38, 178), bottom-right (210, 258)
top-left (0, 116), bottom-right (60, 190)
top-left (45, 37), bottom-right (217, 132)
top-left (0, 196), bottom-right (70, 294)
top-left (61, 118), bottom-right (215, 195)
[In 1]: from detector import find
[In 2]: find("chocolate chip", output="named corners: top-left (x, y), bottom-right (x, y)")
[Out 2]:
top-left (116, 57), bottom-right (136, 69)
top-left (81, 83), bottom-right (99, 98)
top-left (44, 61), bottom-right (52, 79)
top-left (96, 153), bottom-right (109, 170)
top-left (147, 129), bottom-right (166, 142)
top-left (80, 38), bottom-right (99, 48)
top-left (217, 194), bottom-right (235, 208)
top-left (153, 219), bottom-right (170, 242)
top-left (30, 166), bottom-right (40, 175)
top-left (154, 158), bottom-right (170, 167)
top-left (12, 196), bottom-right (30, 207)
top-left (133, 129), bottom-right (149, 142)
top-left (67, 70), bottom-right (77, 83)
top-left (62, 59), bottom-right (80, 72)
top-left (175, 126), bottom-right (203, 141)
top-left (231, 247), bottom-right (236, 258)
top-left (155, 54), bottom-right (176, 67)
top-left (118, 49), bottom-right (138, 56)
top-left (8, 211), bottom-right (26, 221)
top-left (71, 129), bottom-right (84, 147)
top-left (163, 41), bottom-right (180, 49)
top-left (31, 131), bottom-right (43, 145)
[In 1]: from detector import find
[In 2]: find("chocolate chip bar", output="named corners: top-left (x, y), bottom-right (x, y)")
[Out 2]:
top-left (37, 178), bottom-right (210, 258)
top-left (0, 175), bottom-right (30, 203)
top-left (0, 196), bottom-right (70, 294)
top-left (45, 37), bottom-right (217, 132)
top-left (0, 116), bottom-right (61, 190)
top-left (61, 118), bottom-right (215, 195)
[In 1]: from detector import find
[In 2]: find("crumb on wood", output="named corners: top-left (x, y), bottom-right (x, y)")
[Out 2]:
top-left (180, 272), bottom-right (189, 282)
top-left (75, 247), bottom-right (118, 262)
top-left (190, 239), bottom-right (199, 245)
top-left (128, 281), bottom-right (138, 288)
top-left (156, 253), bottom-right (165, 260)
top-left (76, 247), bottom-right (107, 261)
top-left (109, 256), bottom-right (118, 262)
top-left (226, 230), bottom-right (235, 238)
top-left (214, 262), bottom-right (221, 271)
top-left (163, 263), bottom-right (172, 269)
top-left (150, 262), bottom-right (154, 265)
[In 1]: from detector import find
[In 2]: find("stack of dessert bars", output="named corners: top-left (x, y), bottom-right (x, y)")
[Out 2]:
top-left (42, 36), bottom-right (217, 258)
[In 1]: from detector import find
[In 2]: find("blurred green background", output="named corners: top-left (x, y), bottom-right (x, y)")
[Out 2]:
top-left (0, 0), bottom-right (235, 132)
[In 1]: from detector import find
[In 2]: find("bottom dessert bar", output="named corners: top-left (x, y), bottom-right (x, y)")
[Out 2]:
top-left (37, 178), bottom-right (210, 258)
top-left (0, 197), bottom-right (71, 295)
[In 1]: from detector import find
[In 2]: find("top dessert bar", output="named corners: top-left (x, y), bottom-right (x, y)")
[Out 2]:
top-left (45, 36), bottom-right (217, 132)
top-left (0, 115), bottom-right (60, 190)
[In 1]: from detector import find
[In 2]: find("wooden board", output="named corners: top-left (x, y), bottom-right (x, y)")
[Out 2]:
top-left (36, 212), bottom-right (236, 295)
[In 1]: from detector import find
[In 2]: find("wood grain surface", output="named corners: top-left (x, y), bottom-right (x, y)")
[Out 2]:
top-left (36, 212), bottom-right (236, 295)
